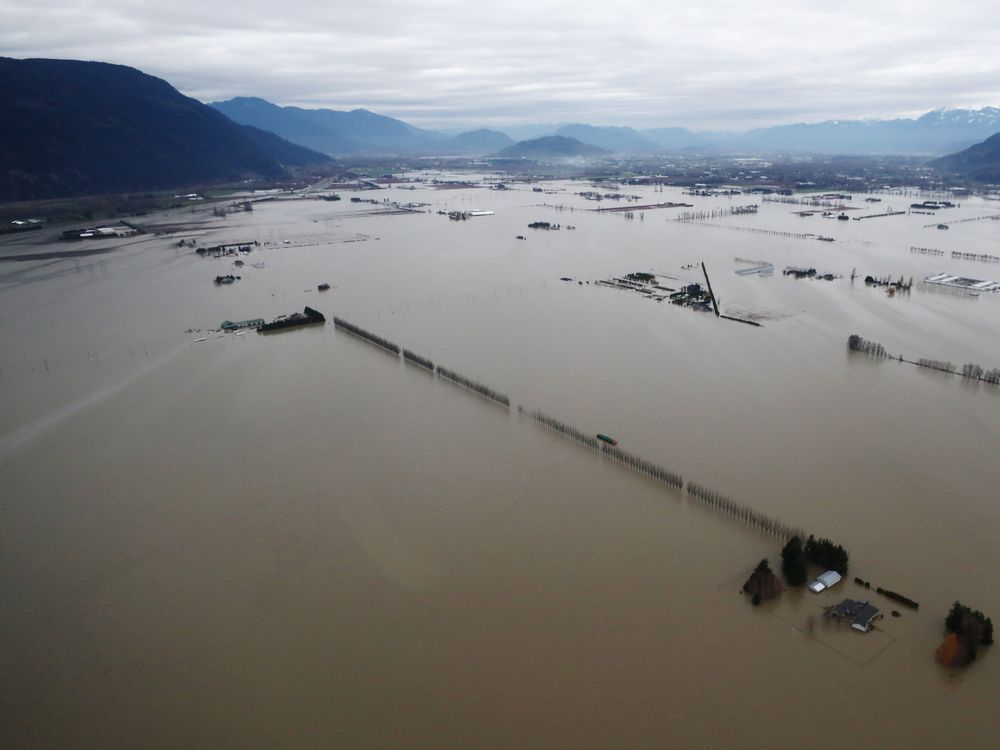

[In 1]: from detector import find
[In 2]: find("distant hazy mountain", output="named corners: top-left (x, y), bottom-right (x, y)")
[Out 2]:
top-left (443, 129), bottom-right (515, 154)
top-left (555, 124), bottom-right (660, 152)
top-left (211, 97), bottom-right (516, 155)
top-left (639, 126), bottom-right (724, 150)
top-left (738, 108), bottom-right (1000, 155)
top-left (210, 95), bottom-right (1000, 158)
top-left (504, 108), bottom-right (1000, 154)
top-left (498, 124), bottom-right (562, 142)
top-left (211, 97), bottom-right (450, 154)
top-left (494, 135), bottom-right (608, 159)
top-left (209, 97), bottom-right (362, 154)
top-left (0, 58), bottom-right (329, 202)
top-left (933, 132), bottom-right (1000, 182)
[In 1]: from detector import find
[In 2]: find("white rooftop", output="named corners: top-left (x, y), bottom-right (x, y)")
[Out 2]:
top-left (808, 570), bottom-right (842, 593)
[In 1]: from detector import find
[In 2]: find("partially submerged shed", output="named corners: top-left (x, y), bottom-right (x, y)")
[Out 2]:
top-left (808, 570), bottom-right (842, 593)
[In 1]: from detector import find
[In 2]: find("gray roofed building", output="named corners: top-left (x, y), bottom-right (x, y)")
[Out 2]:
top-left (829, 598), bottom-right (882, 632)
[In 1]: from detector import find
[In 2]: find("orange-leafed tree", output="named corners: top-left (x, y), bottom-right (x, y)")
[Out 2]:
top-left (935, 633), bottom-right (963, 667)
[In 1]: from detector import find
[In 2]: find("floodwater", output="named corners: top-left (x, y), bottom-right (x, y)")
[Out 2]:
top-left (2, 178), bottom-right (999, 748)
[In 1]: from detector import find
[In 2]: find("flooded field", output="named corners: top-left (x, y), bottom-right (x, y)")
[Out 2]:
top-left (2, 177), bottom-right (999, 747)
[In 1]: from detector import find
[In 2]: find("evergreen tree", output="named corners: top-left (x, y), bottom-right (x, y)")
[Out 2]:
top-left (787, 555), bottom-right (808, 587)
top-left (945, 601), bottom-right (967, 633)
top-left (802, 534), bottom-right (849, 575)
top-left (780, 536), bottom-right (807, 586)
top-left (781, 536), bottom-right (802, 565)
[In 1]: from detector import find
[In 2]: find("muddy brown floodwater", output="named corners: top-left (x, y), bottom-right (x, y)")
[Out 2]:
top-left (2, 178), bottom-right (999, 748)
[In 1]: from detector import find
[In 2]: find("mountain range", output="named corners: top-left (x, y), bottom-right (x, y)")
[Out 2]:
top-left (210, 97), bottom-right (514, 155)
top-left (210, 96), bottom-right (1000, 157)
top-left (736, 108), bottom-right (1000, 155)
top-left (2, 55), bottom-right (1000, 203)
top-left (0, 58), bottom-right (329, 202)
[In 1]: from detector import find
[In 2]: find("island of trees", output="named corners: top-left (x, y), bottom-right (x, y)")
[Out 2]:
top-left (936, 602), bottom-right (993, 668)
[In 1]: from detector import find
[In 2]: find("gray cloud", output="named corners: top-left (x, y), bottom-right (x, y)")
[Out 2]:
top-left (3, 0), bottom-right (998, 130)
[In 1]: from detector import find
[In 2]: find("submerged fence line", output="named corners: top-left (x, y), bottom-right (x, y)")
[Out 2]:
top-left (333, 317), bottom-right (400, 354)
top-left (436, 366), bottom-right (510, 407)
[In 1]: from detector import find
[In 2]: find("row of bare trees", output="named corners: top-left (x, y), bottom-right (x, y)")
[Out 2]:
top-left (517, 406), bottom-right (684, 489)
top-left (437, 367), bottom-right (510, 407)
top-left (333, 317), bottom-right (400, 354)
top-left (517, 406), bottom-right (600, 449)
top-left (688, 482), bottom-right (805, 541)
top-left (849, 333), bottom-right (1000, 385)
top-left (601, 443), bottom-right (684, 489)
top-left (847, 334), bottom-right (888, 358)
top-left (334, 316), bottom-right (799, 539)
top-left (676, 205), bottom-right (757, 221)
top-left (402, 349), bottom-right (434, 371)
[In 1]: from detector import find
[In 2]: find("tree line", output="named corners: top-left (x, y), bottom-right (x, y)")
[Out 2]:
top-left (847, 334), bottom-right (887, 358)
top-left (402, 349), bottom-right (434, 371)
top-left (849, 333), bottom-right (1000, 386)
top-left (437, 366), bottom-right (510, 407)
top-left (333, 317), bottom-right (400, 354)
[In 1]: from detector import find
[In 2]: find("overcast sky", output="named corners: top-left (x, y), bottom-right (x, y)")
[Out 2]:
top-left (3, 0), bottom-right (999, 130)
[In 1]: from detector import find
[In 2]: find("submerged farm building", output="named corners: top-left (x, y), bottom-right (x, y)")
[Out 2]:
top-left (829, 599), bottom-right (883, 632)
top-left (808, 570), bottom-right (842, 593)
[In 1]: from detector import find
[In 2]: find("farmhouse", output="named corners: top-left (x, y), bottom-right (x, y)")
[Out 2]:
top-left (829, 598), bottom-right (883, 632)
